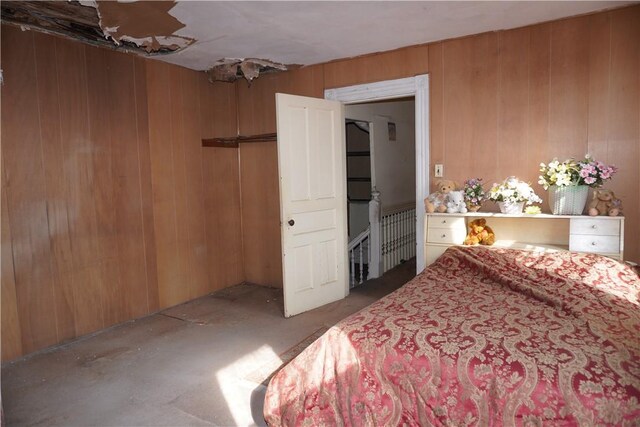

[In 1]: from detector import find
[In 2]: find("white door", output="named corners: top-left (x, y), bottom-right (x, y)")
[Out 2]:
top-left (276, 93), bottom-right (348, 317)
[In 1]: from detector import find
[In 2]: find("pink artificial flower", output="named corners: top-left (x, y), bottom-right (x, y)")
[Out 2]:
top-left (579, 169), bottom-right (590, 178)
top-left (584, 176), bottom-right (596, 185)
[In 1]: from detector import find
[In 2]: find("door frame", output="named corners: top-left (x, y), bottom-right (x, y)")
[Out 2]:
top-left (325, 75), bottom-right (430, 274)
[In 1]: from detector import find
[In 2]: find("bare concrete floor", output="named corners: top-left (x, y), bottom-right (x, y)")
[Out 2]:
top-left (2, 260), bottom-right (415, 427)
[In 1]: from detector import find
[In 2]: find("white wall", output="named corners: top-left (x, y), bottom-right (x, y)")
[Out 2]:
top-left (345, 99), bottom-right (416, 209)
top-left (348, 201), bottom-right (369, 238)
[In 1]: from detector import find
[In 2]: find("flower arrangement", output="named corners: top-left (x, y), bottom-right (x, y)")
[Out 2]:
top-left (538, 155), bottom-right (617, 189)
top-left (463, 178), bottom-right (485, 210)
top-left (488, 176), bottom-right (542, 205)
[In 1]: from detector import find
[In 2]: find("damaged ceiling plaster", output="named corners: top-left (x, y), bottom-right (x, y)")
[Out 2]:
top-left (95, 1), bottom-right (193, 54)
top-left (0, 0), bottom-right (287, 82)
top-left (206, 58), bottom-right (291, 83)
top-left (0, 1), bottom-right (194, 56)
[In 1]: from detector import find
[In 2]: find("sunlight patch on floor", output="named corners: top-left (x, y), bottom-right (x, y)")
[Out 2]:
top-left (215, 344), bottom-right (282, 426)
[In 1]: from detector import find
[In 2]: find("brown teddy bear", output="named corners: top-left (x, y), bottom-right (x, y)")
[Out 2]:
top-left (588, 189), bottom-right (623, 216)
top-left (464, 218), bottom-right (496, 246)
top-left (424, 179), bottom-right (459, 213)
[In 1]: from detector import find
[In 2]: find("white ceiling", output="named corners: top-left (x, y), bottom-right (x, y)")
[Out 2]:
top-left (159, 1), bottom-right (634, 71)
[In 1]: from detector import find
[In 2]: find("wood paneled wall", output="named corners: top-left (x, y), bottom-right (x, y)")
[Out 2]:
top-left (200, 80), bottom-right (245, 290)
top-left (1, 27), bottom-right (157, 360)
top-left (1, 26), bottom-right (244, 361)
top-left (324, 44), bottom-right (429, 89)
top-left (2, 4), bottom-right (638, 360)
top-left (234, 5), bottom-right (639, 279)
top-left (429, 6), bottom-right (640, 264)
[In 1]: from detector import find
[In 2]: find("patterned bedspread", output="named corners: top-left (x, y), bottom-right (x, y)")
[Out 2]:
top-left (264, 246), bottom-right (640, 426)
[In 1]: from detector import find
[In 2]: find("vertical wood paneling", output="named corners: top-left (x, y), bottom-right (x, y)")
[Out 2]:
top-left (199, 79), bottom-right (244, 289)
top-left (56, 37), bottom-right (106, 336)
top-left (237, 74), bottom-right (284, 136)
top-left (586, 13), bottom-right (611, 160)
top-left (470, 33), bottom-right (500, 182)
top-left (85, 46), bottom-right (122, 327)
top-left (169, 66), bottom-right (193, 304)
top-left (441, 36), bottom-right (472, 184)
top-left (147, 63), bottom-right (246, 307)
top-left (212, 84), bottom-right (239, 137)
top-left (146, 61), bottom-right (183, 308)
top-left (431, 8), bottom-right (638, 262)
top-left (323, 44), bottom-right (429, 89)
top-left (441, 33), bottom-right (499, 185)
top-left (240, 142), bottom-right (283, 287)
top-left (2, 26), bottom-right (246, 361)
top-left (1, 26), bottom-right (59, 353)
top-left (1, 159), bottom-right (23, 360)
top-left (200, 80), bottom-right (237, 139)
top-left (104, 50), bottom-right (152, 321)
top-left (237, 64), bottom-right (324, 136)
top-left (181, 69), bottom-right (209, 299)
top-left (203, 148), bottom-right (244, 289)
top-left (2, 4), bottom-right (639, 362)
top-left (498, 28), bottom-right (530, 183)
top-left (283, 64), bottom-right (325, 98)
top-left (548, 16), bottom-right (590, 158)
top-left (527, 23), bottom-right (552, 204)
top-left (32, 32), bottom-right (77, 342)
top-left (133, 57), bottom-right (160, 313)
top-left (605, 7), bottom-right (640, 266)
top-left (428, 42), bottom-right (444, 191)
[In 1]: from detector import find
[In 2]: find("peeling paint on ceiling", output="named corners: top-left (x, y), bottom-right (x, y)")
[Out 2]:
top-left (206, 58), bottom-right (291, 83)
top-left (95, 1), bottom-right (194, 53)
top-left (0, 0), bottom-right (194, 55)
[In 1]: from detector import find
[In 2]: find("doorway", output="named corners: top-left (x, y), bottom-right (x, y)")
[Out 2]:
top-left (344, 98), bottom-right (417, 288)
top-left (325, 75), bottom-right (430, 274)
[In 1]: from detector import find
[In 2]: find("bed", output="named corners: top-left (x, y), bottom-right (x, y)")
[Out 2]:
top-left (264, 246), bottom-right (640, 426)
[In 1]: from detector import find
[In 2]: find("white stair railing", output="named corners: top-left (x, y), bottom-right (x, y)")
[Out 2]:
top-left (368, 189), bottom-right (382, 279)
top-left (347, 227), bottom-right (370, 288)
top-left (381, 203), bottom-right (416, 273)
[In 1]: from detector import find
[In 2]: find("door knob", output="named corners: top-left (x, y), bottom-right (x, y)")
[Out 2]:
top-left (288, 219), bottom-right (295, 226)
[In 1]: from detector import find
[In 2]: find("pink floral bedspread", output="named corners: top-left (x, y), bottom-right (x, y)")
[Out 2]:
top-left (264, 246), bottom-right (640, 426)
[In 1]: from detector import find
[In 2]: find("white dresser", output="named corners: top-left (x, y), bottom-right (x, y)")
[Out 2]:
top-left (425, 213), bottom-right (625, 266)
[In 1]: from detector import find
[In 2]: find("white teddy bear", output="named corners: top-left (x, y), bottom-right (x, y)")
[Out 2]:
top-left (446, 190), bottom-right (468, 214)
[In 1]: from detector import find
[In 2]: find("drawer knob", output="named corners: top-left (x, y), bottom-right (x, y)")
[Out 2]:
top-left (591, 241), bottom-right (597, 246)
top-left (441, 234), bottom-right (447, 238)
top-left (592, 225), bottom-right (597, 229)
top-left (442, 220), bottom-right (447, 224)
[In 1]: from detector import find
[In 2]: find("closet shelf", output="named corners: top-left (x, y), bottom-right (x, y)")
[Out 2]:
top-left (202, 133), bottom-right (277, 148)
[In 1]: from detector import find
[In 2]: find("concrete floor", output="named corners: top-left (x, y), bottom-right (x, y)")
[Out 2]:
top-left (2, 260), bottom-right (415, 427)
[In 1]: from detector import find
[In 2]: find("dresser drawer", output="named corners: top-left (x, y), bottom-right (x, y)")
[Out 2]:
top-left (570, 234), bottom-right (620, 254)
top-left (427, 227), bottom-right (466, 244)
top-left (570, 218), bottom-right (619, 236)
top-left (428, 216), bottom-right (466, 230)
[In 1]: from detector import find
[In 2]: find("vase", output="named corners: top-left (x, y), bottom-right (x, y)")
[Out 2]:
top-left (498, 201), bottom-right (524, 214)
top-left (548, 185), bottom-right (589, 215)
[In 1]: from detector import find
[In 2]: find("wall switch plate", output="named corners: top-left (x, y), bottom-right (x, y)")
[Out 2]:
top-left (435, 164), bottom-right (444, 177)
